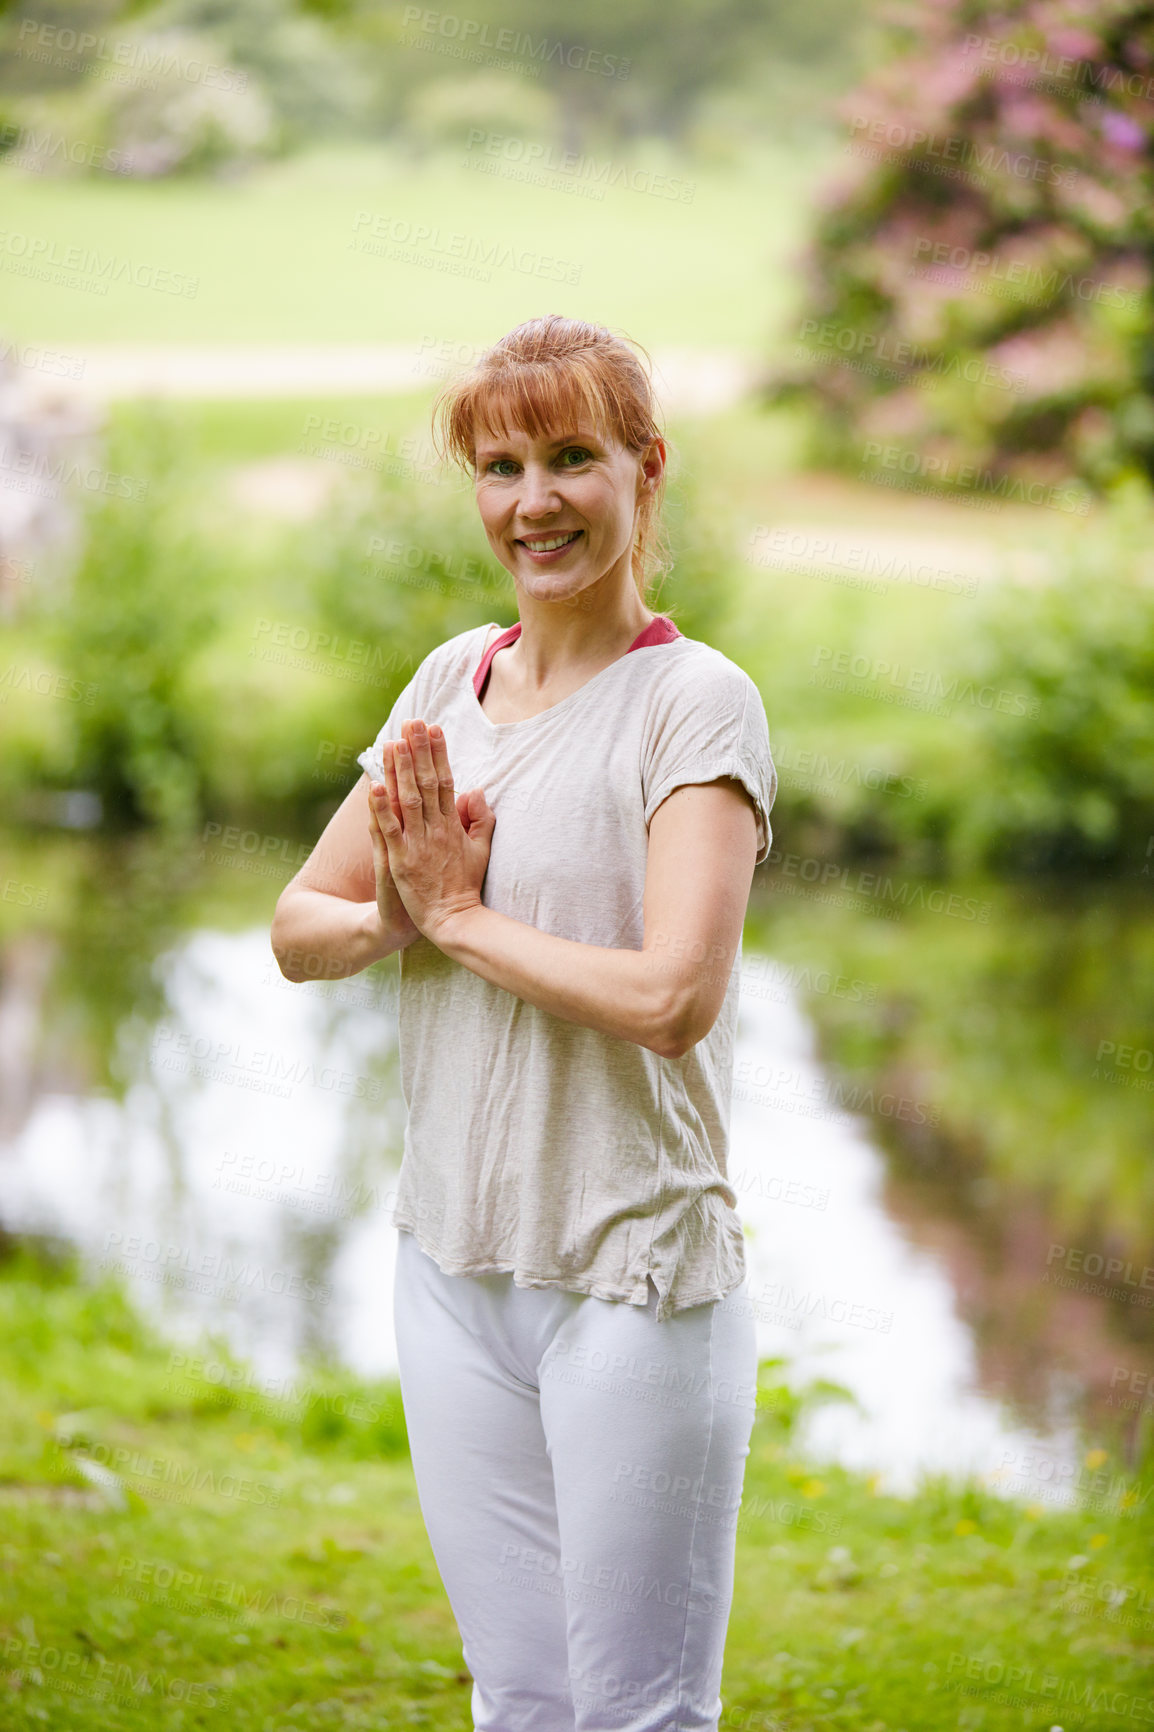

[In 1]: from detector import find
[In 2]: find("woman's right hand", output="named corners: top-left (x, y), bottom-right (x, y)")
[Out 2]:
top-left (366, 740), bottom-right (496, 945)
top-left (367, 774), bottom-right (422, 946)
top-left (370, 724), bottom-right (496, 943)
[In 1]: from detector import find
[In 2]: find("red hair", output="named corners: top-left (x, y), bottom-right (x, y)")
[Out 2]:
top-left (432, 315), bottom-right (670, 597)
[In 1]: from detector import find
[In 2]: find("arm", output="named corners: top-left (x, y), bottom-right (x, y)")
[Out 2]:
top-left (438, 781), bottom-right (757, 1059)
top-left (377, 724), bottom-right (759, 1060)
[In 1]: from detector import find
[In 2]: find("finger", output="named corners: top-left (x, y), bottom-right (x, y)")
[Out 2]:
top-left (367, 794), bottom-right (391, 872)
top-left (405, 720), bottom-right (441, 825)
top-left (368, 776), bottom-right (401, 841)
top-left (392, 737), bottom-right (424, 837)
top-left (381, 742), bottom-right (403, 827)
top-left (428, 724), bottom-right (456, 818)
top-left (466, 787), bottom-right (496, 837)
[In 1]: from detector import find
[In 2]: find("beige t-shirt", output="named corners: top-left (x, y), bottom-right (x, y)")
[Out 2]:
top-left (357, 621), bottom-right (777, 1319)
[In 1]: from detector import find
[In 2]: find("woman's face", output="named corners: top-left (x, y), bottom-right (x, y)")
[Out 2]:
top-left (472, 421), bottom-right (664, 608)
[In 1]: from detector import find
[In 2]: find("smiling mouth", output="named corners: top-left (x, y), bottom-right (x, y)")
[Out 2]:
top-left (517, 530), bottom-right (582, 553)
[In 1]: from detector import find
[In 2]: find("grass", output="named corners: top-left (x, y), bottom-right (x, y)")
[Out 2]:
top-left (0, 140), bottom-right (831, 349)
top-left (2, 1243), bottom-right (1151, 1730)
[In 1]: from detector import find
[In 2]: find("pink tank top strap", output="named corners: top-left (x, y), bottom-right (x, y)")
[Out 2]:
top-left (628, 614), bottom-right (682, 650)
top-left (472, 624), bottom-right (523, 699)
top-left (472, 615), bottom-right (681, 702)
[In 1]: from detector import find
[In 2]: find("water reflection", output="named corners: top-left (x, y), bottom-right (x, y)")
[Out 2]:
top-left (2, 926), bottom-right (404, 1381)
top-left (731, 988), bottom-right (1083, 1496)
top-left (0, 881), bottom-right (1114, 1501)
top-left (4, 831), bottom-right (1153, 1498)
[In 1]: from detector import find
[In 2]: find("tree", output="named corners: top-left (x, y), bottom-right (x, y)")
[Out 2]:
top-left (768, 0), bottom-right (1154, 494)
top-left (381, 0), bottom-right (863, 150)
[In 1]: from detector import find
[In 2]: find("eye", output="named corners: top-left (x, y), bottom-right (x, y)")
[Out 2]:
top-left (558, 447), bottom-right (593, 466)
top-left (485, 458), bottom-right (519, 477)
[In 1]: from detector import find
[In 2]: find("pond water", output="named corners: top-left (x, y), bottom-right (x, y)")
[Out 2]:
top-left (1, 835), bottom-right (1150, 1506)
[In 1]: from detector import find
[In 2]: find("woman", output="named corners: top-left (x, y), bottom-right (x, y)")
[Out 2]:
top-left (271, 315), bottom-right (777, 1732)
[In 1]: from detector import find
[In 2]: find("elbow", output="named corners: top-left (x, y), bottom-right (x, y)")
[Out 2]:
top-left (645, 987), bottom-right (717, 1062)
top-left (270, 941), bottom-right (303, 984)
top-left (653, 1029), bottom-right (707, 1063)
top-left (649, 1034), bottom-right (694, 1062)
top-left (269, 902), bottom-right (305, 983)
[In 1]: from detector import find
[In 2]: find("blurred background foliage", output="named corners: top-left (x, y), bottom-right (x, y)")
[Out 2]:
top-left (960, 484), bottom-right (1154, 872)
top-left (0, 0), bottom-right (875, 171)
top-left (767, 0), bottom-right (1154, 490)
top-left (4, 396), bottom-right (1152, 876)
top-left (0, 0), bottom-right (1152, 880)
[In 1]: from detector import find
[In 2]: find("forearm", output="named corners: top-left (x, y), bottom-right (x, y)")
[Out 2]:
top-left (432, 902), bottom-right (699, 1059)
top-left (271, 888), bottom-right (414, 982)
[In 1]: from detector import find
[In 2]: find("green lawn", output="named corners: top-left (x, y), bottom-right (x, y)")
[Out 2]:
top-left (0, 142), bottom-right (831, 349)
top-left (2, 1248), bottom-right (1151, 1731)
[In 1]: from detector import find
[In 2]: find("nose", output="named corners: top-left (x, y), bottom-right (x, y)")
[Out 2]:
top-left (516, 461), bottom-right (562, 520)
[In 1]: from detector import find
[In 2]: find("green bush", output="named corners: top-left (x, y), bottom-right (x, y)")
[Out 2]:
top-left (768, 0), bottom-right (1154, 493)
top-left (43, 411), bottom-right (223, 831)
top-left (961, 501), bottom-right (1154, 871)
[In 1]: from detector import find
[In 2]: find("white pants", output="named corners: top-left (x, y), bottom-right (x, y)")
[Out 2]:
top-left (392, 1227), bottom-right (758, 1732)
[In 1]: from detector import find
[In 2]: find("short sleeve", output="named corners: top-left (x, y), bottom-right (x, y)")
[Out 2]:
top-left (356, 672), bottom-right (419, 784)
top-left (641, 657), bottom-right (777, 864)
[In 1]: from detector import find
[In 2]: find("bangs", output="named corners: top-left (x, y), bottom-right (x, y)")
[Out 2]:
top-left (433, 341), bottom-right (661, 472)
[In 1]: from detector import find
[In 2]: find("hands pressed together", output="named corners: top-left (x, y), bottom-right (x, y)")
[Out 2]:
top-left (367, 719), bottom-right (495, 946)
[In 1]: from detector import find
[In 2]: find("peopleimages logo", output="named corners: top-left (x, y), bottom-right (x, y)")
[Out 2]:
top-left (0, 228), bottom-right (198, 297)
top-left (859, 441), bottom-right (1091, 514)
top-left (809, 645), bottom-right (1039, 717)
top-left (496, 1542), bottom-right (718, 1614)
top-left (945, 1650), bottom-right (1154, 1721)
top-left (796, 318), bottom-right (1023, 391)
top-left (400, 7), bottom-right (630, 77)
top-left (2, 1638), bottom-right (223, 1710)
top-left (962, 31), bottom-right (1154, 102)
top-left (1045, 1242), bottom-right (1154, 1291)
top-left (0, 119), bottom-right (135, 174)
top-left (846, 116), bottom-right (1077, 187)
top-left (349, 211), bottom-right (581, 285)
top-left (464, 131), bottom-right (695, 203)
top-left (15, 18), bottom-right (247, 89)
top-left (0, 334), bottom-right (84, 379)
top-left (909, 237), bottom-right (1139, 311)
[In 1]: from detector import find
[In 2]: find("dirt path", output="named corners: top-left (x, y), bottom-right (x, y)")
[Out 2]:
top-left (54, 343), bottom-right (757, 416)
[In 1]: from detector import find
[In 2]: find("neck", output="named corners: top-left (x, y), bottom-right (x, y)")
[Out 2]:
top-left (511, 568), bottom-right (653, 690)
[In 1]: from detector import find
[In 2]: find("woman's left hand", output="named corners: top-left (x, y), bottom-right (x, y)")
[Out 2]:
top-left (368, 719), bottom-right (496, 944)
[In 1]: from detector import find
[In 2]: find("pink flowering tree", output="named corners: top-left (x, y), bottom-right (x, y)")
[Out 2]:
top-left (770, 0), bottom-right (1154, 492)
